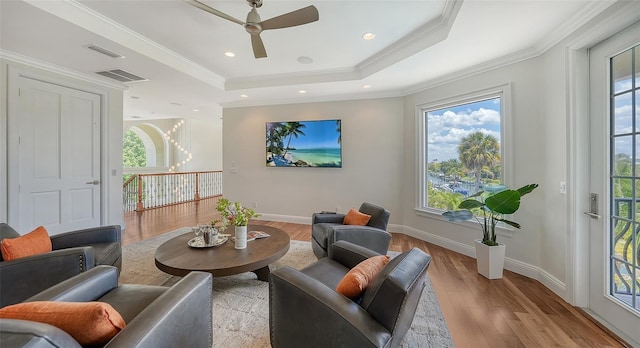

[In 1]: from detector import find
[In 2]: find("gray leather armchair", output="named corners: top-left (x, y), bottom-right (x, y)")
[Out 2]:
top-left (270, 241), bottom-right (432, 348)
top-left (0, 223), bottom-right (122, 307)
top-left (0, 265), bottom-right (213, 348)
top-left (311, 202), bottom-right (391, 259)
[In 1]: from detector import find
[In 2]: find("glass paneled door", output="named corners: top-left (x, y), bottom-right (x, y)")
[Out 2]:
top-left (610, 44), bottom-right (640, 313)
top-left (589, 22), bottom-right (640, 345)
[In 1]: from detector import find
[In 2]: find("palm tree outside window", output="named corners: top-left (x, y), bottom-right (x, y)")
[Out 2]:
top-left (419, 94), bottom-right (505, 212)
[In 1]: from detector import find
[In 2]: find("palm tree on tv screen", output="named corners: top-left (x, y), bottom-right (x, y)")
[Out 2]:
top-left (266, 123), bottom-right (284, 155)
top-left (282, 122), bottom-right (306, 158)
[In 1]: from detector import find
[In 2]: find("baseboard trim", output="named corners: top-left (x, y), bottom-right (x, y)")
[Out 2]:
top-left (255, 214), bottom-right (311, 225)
top-left (257, 213), bottom-right (567, 298)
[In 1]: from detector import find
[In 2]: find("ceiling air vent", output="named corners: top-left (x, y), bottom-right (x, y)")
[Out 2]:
top-left (95, 69), bottom-right (148, 83)
top-left (87, 44), bottom-right (125, 59)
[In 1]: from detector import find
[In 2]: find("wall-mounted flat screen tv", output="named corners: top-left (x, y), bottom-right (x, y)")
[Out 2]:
top-left (266, 119), bottom-right (342, 168)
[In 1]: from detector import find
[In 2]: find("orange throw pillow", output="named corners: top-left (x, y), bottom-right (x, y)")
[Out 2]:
top-left (0, 226), bottom-right (52, 261)
top-left (0, 301), bottom-right (126, 346)
top-left (336, 255), bottom-right (390, 299)
top-left (343, 209), bottom-right (371, 226)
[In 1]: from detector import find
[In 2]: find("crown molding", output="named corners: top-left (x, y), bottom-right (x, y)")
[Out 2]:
top-left (402, 46), bottom-right (540, 96)
top-left (356, 0), bottom-right (463, 78)
top-left (220, 88), bottom-right (403, 109)
top-left (22, 0), bottom-right (226, 90)
top-left (225, 66), bottom-right (361, 91)
top-left (224, 0), bottom-right (463, 90)
top-left (225, 0), bottom-right (616, 93)
top-left (1, 49), bottom-right (128, 91)
top-left (566, 0), bottom-right (640, 50)
top-left (533, 0), bottom-right (618, 54)
top-left (403, 0), bottom-right (636, 96)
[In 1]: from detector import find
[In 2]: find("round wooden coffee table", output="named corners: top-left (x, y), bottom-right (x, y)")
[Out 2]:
top-left (154, 224), bottom-right (290, 281)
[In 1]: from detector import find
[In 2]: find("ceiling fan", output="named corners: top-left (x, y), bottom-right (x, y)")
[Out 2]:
top-left (185, 0), bottom-right (319, 59)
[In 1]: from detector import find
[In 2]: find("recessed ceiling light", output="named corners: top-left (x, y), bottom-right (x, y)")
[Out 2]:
top-left (130, 115), bottom-right (142, 119)
top-left (130, 96), bottom-right (139, 99)
top-left (362, 32), bottom-right (376, 40)
top-left (170, 102), bottom-right (182, 106)
top-left (224, 51), bottom-right (236, 57)
top-left (193, 109), bottom-right (199, 112)
top-left (362, 85), bottom-right (372, 89)
top-left (240, 94), bottom-right (249, 98)
top-left (298, 90), bottom-right (307, 94)
top-left (297, 56), bottom-right (313, 64)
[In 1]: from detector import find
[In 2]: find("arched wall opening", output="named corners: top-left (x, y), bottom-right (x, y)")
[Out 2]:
top-left (123, 123), bottom-right (168, 172)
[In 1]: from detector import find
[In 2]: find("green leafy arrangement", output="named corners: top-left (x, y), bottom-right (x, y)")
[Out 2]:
top-left (213, 198), bottom-right (260, 229)
top-left (442, 184), bottom-right (538, 246)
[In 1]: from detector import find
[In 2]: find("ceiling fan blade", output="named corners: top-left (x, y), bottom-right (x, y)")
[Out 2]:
top-left (260, 5), bottom-right (319, 30)
top-left (184, 0), bottom-right (245, 26)
top-left (251, 34), bottom-right (267, 59)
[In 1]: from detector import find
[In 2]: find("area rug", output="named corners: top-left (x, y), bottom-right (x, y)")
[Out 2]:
top-left (120, 227), bottom-right (454, 347)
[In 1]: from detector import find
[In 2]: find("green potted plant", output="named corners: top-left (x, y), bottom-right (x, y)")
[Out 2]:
top-left (214, 198), bottom-right (260, 249)
top-left (442, 183), bottom-right (538, 279)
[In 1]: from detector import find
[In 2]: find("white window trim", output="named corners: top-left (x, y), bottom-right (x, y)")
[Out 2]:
top-left (415, 83), bottom-right (514, 234)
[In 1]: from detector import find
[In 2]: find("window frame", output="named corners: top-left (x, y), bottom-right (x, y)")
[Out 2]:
top-left (415, 83), bottom-right (514, 220)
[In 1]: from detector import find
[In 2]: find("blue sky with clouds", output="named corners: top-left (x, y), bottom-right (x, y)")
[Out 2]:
top-left (268, 120), bottom-right (341, 149)
top-left (427, 97), bottom-right (501, 162)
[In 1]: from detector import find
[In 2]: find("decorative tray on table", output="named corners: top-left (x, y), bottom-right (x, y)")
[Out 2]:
top-left (187, 235), bottom-right (228, 248)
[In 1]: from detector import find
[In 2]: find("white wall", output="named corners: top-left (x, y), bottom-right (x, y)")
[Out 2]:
top-left (538, 42), bottom-right (569, 285)
top-left (186, 117), bottom-right (223, 171)
top-left (222, 98), bottom-right (404, 223)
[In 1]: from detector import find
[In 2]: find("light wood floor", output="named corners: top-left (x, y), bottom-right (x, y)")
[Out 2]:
top-left (124, 199), bottom-right (628, 348)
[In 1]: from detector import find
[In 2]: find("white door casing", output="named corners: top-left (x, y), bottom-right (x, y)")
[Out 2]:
top-left (9, 74), bottom-right (101, 234)
top-left (588, 22), bottom-right (640, 345)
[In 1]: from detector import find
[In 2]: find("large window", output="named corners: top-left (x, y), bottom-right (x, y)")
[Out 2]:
top-left (417, 85), bottom-right (511, 213)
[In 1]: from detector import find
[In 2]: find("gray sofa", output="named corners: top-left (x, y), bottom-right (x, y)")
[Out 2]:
top-left (269, 240), bottom-right (432, 348)
top-left (311, 202), bottom-right (391, 259)
top-left (0, 266), bottom-right (213, 347)
top-left (0, 223), bottom-right (122, 307)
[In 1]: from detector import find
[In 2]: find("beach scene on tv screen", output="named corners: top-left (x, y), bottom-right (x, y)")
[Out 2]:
top-left (266, 120), bottom-right (342, 167)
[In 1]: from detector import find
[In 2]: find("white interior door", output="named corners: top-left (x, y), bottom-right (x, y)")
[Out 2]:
top-left (588, 22), bottom-right (640, 345)
top-left (11, 75), bottom-right (101, 234)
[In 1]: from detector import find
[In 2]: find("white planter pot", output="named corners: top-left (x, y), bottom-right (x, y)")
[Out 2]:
top-left (474, 239), bottom-right (506, 279)
top-left (235, 225), bottom-right (247, 249)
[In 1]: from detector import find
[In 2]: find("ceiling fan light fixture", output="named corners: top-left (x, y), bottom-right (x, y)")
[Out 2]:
top-left (362, 32), bottom-right (376, 40)
top-left (186, 0), bottom-right (318, 59)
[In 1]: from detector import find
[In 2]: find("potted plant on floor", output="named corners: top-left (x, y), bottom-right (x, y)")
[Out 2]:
top-left (442, 183), bottom-right (538, 279)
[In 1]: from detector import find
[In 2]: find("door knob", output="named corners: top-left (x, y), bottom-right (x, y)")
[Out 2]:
top-left (86, 180), bottom-right (100, 185)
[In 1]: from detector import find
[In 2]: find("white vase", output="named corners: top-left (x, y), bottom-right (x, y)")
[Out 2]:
top-left (474, 239), bottom-right (506, 279)
top-left (235, 225), bottom-right (247, 249)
